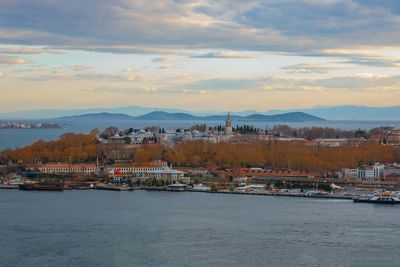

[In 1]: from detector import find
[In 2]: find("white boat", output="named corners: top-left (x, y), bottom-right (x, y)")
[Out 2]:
top-left (354, 192), bottom-right (400, 204)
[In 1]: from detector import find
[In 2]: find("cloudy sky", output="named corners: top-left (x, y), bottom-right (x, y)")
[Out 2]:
top-left (1, 0), bottom-right (400, 113)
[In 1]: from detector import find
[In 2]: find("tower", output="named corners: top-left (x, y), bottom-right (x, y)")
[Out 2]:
top-left (225, 113), bottom-right (232, 134)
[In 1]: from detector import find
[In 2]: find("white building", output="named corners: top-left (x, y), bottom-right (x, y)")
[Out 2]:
top-left (364, 169), bottom-right (375, 180)
top-left (147, 170), bottom-right (188, 183)
top-left (348, 169), bottom-right (358, 179)
top-left (107, 134), bottom-right (126, 143)
top-left (373, 163), bottom-right (385, 179)
top-left (130, 129), bottom-right (154, 144)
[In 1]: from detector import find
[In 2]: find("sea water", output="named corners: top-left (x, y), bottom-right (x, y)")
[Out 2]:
top-left (1, 190), bottom-right (400, 266)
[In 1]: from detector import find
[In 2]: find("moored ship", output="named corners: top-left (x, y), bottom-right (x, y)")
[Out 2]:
top-left (353, 192), bottom-right (400, 204)
top-left (18, 181), bottom-right (64, 191)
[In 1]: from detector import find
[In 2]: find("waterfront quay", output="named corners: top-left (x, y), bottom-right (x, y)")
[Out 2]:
top-left (2, 170), bottom-right (399, 199)
top-left (146, 186), bottom-right (355, 200)
top-left (3, 159), bottom-right (400, 200)
top-left (0, 182), bottom-right (362, 200)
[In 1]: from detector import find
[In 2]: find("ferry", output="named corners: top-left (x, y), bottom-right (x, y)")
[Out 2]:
top-left (353, 192), bottom-right (400, 204)
top-left (18, 181), bottom-right (64, 191)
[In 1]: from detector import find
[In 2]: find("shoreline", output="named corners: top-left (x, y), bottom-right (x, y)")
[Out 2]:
top-left (0, 184), bottom-right (354, 200)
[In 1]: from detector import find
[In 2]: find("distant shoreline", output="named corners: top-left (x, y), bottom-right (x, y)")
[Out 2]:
top-left (0, 121), bottom-right (61, 130)
top-left (0, 127), bottom-right (62, 130)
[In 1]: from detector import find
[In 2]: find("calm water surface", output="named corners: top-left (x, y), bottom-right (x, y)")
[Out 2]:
top-left (1, 190), bottom-right (400, 266)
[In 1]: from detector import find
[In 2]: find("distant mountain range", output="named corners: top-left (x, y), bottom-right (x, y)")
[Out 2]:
top-left (0, 105), bottom-right (399, 120)
top-left (0, 106), bottom-right (191, 120)
top-left (264, 105), bottom-right (400, 120)
top-left (56, 111), bottom-right (325, 122)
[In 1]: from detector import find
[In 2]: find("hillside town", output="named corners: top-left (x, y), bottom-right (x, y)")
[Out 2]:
top-left (99, 114), bottom-right (400, 146)
top-left (1, 114), bottom-right (400, 196)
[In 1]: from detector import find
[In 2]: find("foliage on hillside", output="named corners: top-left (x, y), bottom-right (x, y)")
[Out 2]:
top-left (1, 134), bottom-right (396, 173)
top-left (160, 141), bottom-right (394, 172)
top-left (125, 141), bottom-right (394, 172)
top-left (1, 133), bottom-right (101, 163)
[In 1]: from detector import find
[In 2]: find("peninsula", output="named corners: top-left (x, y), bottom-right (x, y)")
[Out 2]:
top-left (0, 121), bottom-right (61, 129)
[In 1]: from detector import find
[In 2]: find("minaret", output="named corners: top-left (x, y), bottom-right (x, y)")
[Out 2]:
top-left (225, 113), bottom-right (232, 134)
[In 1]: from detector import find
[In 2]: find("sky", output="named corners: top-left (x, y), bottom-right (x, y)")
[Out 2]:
top-left (1, 0), bottom-right (400, 113)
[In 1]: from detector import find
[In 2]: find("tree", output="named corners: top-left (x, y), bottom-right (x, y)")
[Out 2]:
top-left (134, 149), bottom-right (151, 162)
top-left (0, 133), bottom-right (101, 164)
top-left (145, 178), bottom-right (153, 186)
top-left (190, 124), bottom-right (207, 132)
top-left (100, 127), bottom-right (119, 138)
top-left (155, 179), bottom-right (163, 187)
top-left (90, 128), bottom-right (100, 136)
top-left (354, 129), bottom-right (367, 138)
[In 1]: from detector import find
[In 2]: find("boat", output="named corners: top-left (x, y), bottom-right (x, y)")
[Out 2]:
top-left (18, 181), bottom-right (64, 191)
top-left (353, 192), bottom-right (400, 204)
top-left (305, 190), bottom-right (328, 196)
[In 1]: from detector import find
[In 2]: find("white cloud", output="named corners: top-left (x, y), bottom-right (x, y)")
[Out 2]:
top-left (81, 86), bottom-right (145, 93)
top-left (19, 70), bottom-right (148, 82)
top-left (182, 73), bottom-right (400, 93)
top-left (152, 56), bottom-right (179, 63)
top-left (52, 69), bottom-right (65, 74)
top-left (192, 51), bottom-right (258, 58)
top-left (159, 64), bottom-right (176, 69)
top-left (0, 47), bottom-right (65, 54)
top-left (59, 45), bottom-right (187, 55)
top-left (182, 88), bottom-right (210, 94)
top-left (124, 67), bottom-right (134, 72)
top-left (299, 49), bottom-right (400, 67)
top-left (282, 62), bottom-right (348, 74)
top-left (1, 0), bottom-right (400, 68)
top-left (144, 87), bottom-right (158, 92)
top-left (0, 55), bottom-right (31, 64)
top-left (72, 65), bottom-right (93, 72)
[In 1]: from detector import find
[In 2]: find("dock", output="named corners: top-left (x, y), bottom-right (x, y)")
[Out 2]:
top-left (0, 183), bottom-right (354, 200)
top-left (0, 184), bottom-right (19, 189)
top-left (96, 185), bottom-right (132, 191)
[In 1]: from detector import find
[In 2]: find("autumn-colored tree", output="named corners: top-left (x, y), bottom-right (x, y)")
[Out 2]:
top-left (154, 140), bottom-right (394, 172)
top-left (134, 149), bottom-right (152, 162)
top-left (0, 133), bottom-right (101, 164)
top-left (1, 134), bottom-right (396, 174)
top-left (100, 127), bottom-right (119, 138)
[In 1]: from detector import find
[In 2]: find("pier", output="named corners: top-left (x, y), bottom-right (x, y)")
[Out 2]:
top-left (0, 183), bottom-right (354, 200)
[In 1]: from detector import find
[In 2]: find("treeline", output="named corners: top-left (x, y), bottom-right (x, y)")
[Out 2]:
top-left (270, 125), bottom-right (365, 140)
top-left (1, 133), bottom-right (101, 164)
top-left (134, 141), bottom-right (394, 172)
top-left (1, 134), bottom-right (397, 173)
top-left (129, 141), bottom-right (396, 172)
top-left (268, 125), bottom-right (400, 140)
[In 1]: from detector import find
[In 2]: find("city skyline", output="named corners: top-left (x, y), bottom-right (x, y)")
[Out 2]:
top-left (1, 0), bottom-right (400, 113)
